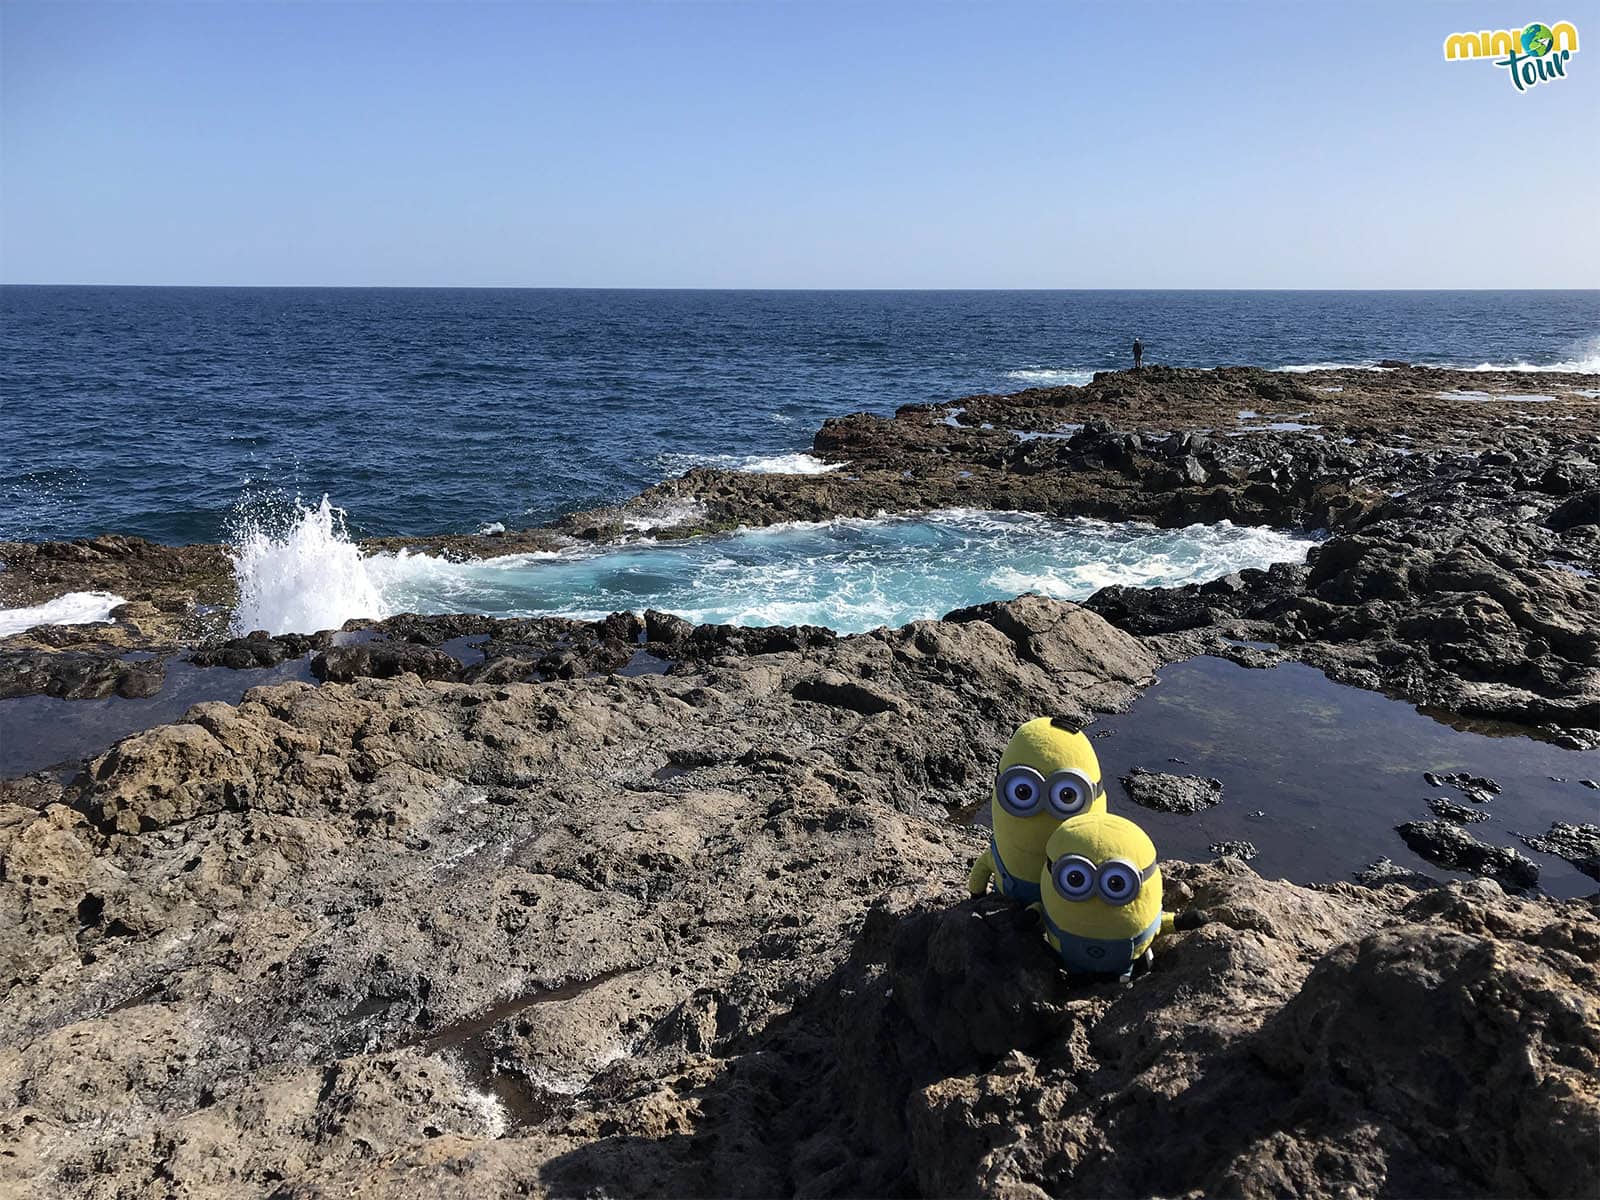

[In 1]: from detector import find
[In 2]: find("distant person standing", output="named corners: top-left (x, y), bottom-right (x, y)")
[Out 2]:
top-left (1132, 337), bottom-right (1144, 371)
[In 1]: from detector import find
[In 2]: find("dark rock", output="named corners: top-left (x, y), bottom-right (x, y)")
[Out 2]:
top-left (1426, 771), bottom-right (1503, 805)
top-left (1355, 857), bottom-right (1442, 890)
top-left (1395, 820), bottom-right (1540, 890)
top-left (1546, 490), bottom-right (1599, 531)
top-left (792, 670), bottom-right (904, 715)
top-left (1121, 767), bottom-right (1223, 813)
top-left (1209, 840), bottom-right (1259, 860)
top-left (1426, 797), bottom-right (1490, 824)
top-left (1518, 821), bottom-right (1600, 881)
top-left (189, 633), bottom-right (324, 668)
top-left (311, 642), bottom-right (463, 684)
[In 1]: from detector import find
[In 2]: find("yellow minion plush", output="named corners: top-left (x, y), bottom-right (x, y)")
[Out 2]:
top-left (968, 717), bottom-right (1107, 905)
top-left (1037, 812), bottom-right (1174, 977)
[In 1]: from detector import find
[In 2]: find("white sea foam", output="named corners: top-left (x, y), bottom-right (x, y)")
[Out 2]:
top-left (1012, 424), bottom-right (1083, 442)
top-left (1443, 352), bottom-right (1600, 373)
top-left (660, 451), bottom-right (845, 476)
top-left (1277, 337), bottom-right (1600, 376)
top-left (227, 504), bottom-right (1319, 637)
top-left (741, 453), bottom-right (845, 474)
top-left (477, 521), bottom-right (507, 535)
top-left (1275, 361), bottom-right (1392, 373)
top-left (622, 499), bottom-right (708, 531)
top-left (229, 495), bottom-right (388, 635)
top-left (1004, 368), bottom-right (1099, 386)
top-left (0, 590), bottom-right (127, 637)
top-left (982, 520), bottom-right (1311, 597)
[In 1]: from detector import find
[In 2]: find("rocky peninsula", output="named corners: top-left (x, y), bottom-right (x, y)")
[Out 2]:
top-left (2, 364), bottom-right (1598, 1197)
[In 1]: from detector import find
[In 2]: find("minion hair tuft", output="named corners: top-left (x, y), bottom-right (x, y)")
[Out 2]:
top-left (1050, 715), bottom-right (1084, 733)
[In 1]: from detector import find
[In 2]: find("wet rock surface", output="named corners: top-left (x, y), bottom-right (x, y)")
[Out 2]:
top-left (1520, 822), bottom-right (1600, 881)
top-left (1396, 820), bottom-right (1542, 891)
top-left (2, 597), bottom-right (1595, 1198)
top-left (1121, 767), bottom-right (1224, 813)
top-left (1208, 839), bottom-right (1259, 860)
top-left (1427, 797), bottom-right (1490, 824)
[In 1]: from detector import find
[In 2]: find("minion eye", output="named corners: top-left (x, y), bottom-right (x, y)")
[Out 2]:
top-left (1097, 859), bottom-right (1143, 906)
top-left (996, 765), bottom-right (1047, 818)
top-left (1046, 769), bottom-right (1094, 818)
top-left (1052, 855), bottom-right (1096, 901)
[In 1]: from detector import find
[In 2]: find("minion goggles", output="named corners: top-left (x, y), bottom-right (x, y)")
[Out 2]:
top-left (1047, 854), bottom-right (1158, 906)
top-left (995, 764), bottom-right (1104, 821)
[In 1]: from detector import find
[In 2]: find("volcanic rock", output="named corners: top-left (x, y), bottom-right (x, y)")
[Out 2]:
top-left (1121, 767), bottom-right (1224, 813)
top-left (1519, 821), bottom-right (1600, 881)
top-left (1395, 820), bottom-right (1541, 891)
top-left (1208, 839), bottom-right (1259, 860)
top-left (1426, 797), bottom-right (1490, 824)
top-left (2, 597), bottom-right (1596, 1197)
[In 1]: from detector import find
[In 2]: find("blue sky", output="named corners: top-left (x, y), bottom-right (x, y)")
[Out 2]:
top-left (2, 2), bottom-right (1595, 287)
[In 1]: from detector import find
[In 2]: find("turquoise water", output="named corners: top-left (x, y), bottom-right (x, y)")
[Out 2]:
top-left (342, 510), bottom-right (1315, 636)
top-left (221, 501), bottom-right (1317, 636)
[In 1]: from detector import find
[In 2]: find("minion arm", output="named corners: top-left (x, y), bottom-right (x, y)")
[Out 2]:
top-left (967, 848), bottom-right (995, 896)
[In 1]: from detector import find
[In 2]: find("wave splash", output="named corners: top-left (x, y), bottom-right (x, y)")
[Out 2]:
top-left (0, 591), bottom-right (128, 637)
top-left (1277, 335), bottom-right (1600, 375)
top-left (229, 495), bottom-right (389, 636)
top-left (659, 451), bottom-right (845, 476)
top-left (1004, 367), bottom-right (1101, 386)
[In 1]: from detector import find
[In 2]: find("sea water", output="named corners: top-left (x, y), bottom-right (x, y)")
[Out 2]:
top-left (225, 497), bottom-right (1316, 637)
top-left (3, 288), bottom-right (1596, 546)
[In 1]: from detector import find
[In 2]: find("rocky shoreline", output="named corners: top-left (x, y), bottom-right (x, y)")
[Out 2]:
top-left (3, 364), bottom-right (1597, 744)
top-left (2, 363), bottom-right (1598, 1196)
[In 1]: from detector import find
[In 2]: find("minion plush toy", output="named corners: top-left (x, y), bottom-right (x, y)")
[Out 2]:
top-left (968, 717), bottom-right (1107, 905)
top-left (1036, 812), bottom-right (1174, 978)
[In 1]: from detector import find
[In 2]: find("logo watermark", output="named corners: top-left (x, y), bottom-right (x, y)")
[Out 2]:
top-left (1443, 20), bottom-right (1579, 91)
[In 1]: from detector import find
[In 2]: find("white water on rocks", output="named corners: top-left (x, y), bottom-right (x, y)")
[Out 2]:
top-left (226, 499), bottom-right (1318, 637)
top-left (0, 591), bottom-right (128, 637)
top-left (229, 496), bottom-right (389, 636)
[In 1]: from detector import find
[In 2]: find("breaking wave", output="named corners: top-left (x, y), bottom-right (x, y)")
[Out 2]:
top-left (0, 591), bottom-right (127, 637)
top-left (1003, 367), bottom-right (1100, 386)
top-left (229, 495), bottom-right (389, 636)
top-left (1276, 337), bottom-right (1600, 375)
top-left (658, 451), bottom-right (846, 476)
top-left (225, 502), bottom-right (1317, 636)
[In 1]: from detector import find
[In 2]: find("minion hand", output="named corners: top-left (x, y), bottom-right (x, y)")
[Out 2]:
top-left (967, 849), bottom-right (996, 897)
top-left (1174, 909), bottom-right (1207, 931)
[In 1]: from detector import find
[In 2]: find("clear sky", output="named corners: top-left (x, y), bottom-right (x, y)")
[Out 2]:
top-left (2, 1), bottom-right (1595, 288)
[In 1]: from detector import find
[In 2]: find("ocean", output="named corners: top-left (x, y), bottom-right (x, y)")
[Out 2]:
top-left (3, 288), bottom-right (1596, 633)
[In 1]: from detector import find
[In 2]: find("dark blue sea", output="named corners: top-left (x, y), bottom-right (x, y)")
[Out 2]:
top-left (5, 288), bottom-right (1597, 546)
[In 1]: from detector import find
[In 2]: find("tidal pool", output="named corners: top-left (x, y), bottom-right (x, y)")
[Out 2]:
top-left (972, 656), bottom-right (1598, 898)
